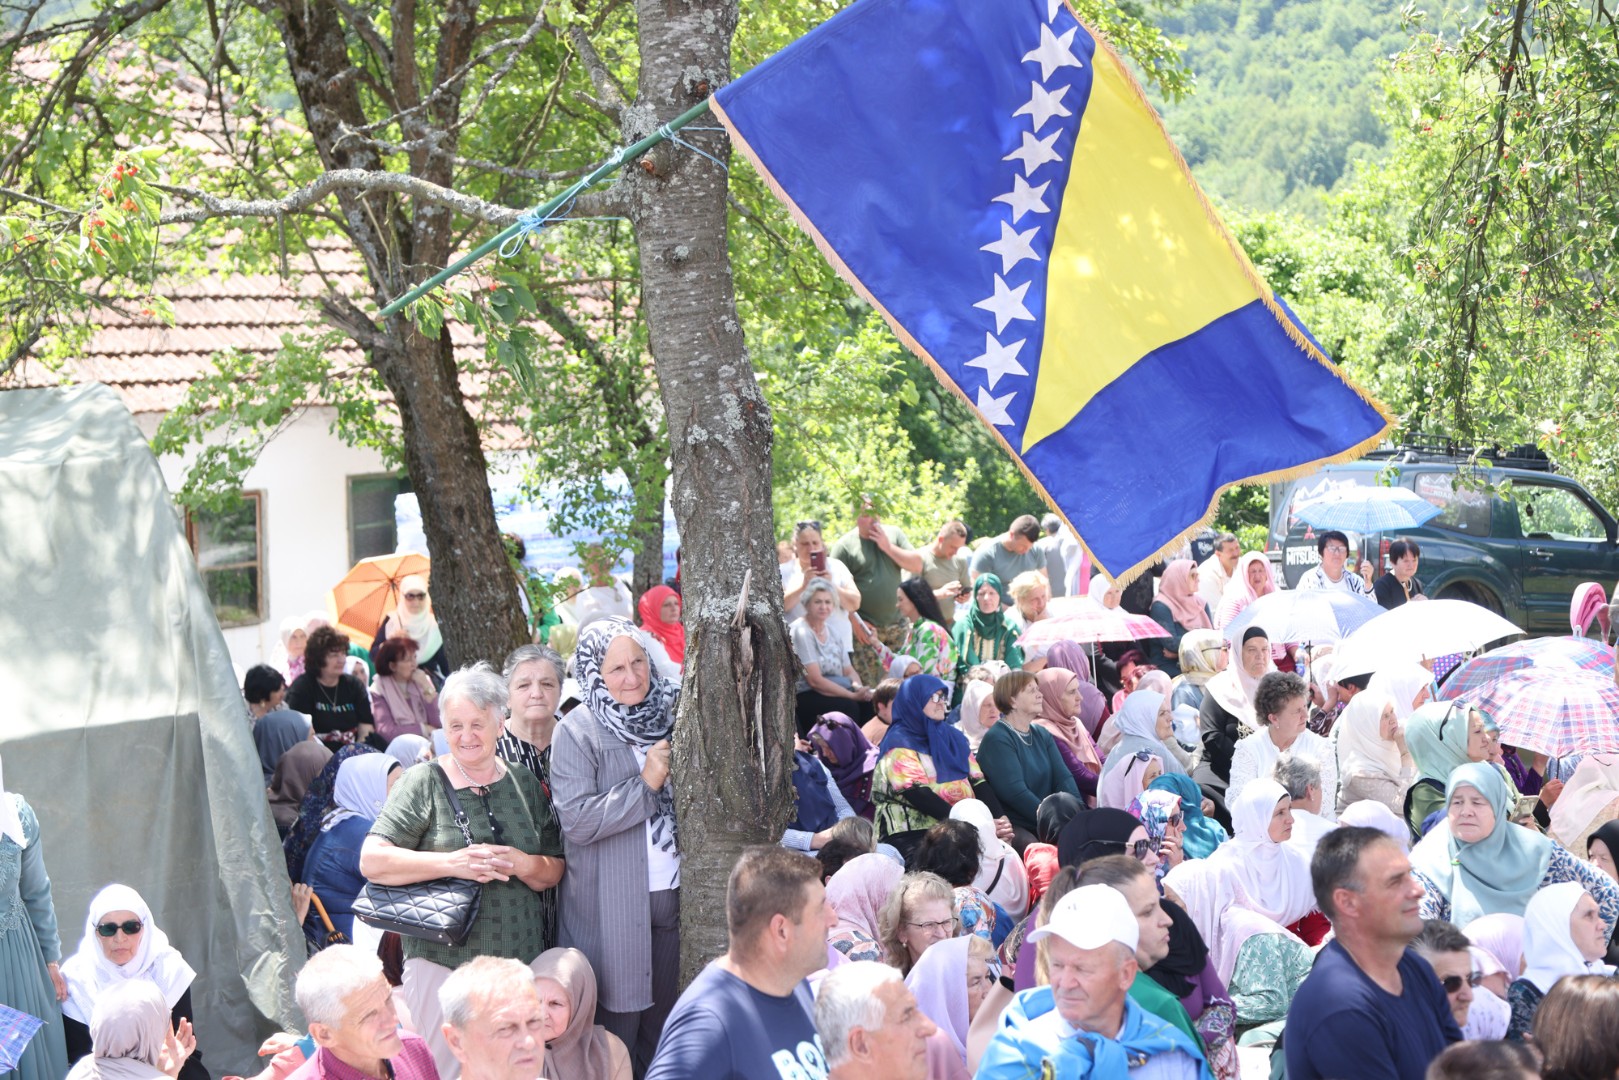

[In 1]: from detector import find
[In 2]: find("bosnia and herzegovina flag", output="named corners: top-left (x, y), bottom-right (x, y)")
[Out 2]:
top-left (711, 0), bottom-right (1394, 581)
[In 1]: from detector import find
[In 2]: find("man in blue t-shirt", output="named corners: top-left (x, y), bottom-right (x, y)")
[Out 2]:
top-left (1286, 827), bottom-right (1463, 1080)
top-left (646, 846), bottom-right (837, 1080)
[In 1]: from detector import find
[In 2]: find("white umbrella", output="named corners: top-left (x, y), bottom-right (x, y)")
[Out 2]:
top-left (1330, 599), bottom-right (1526, 680)
top-left (1223, 589), bottom-right (1384, 647)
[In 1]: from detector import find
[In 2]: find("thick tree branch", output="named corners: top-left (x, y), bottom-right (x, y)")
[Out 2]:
top-left (567, 24), bottom-right (626, 121)
top-left (156, 170), bottom-right (527, 226)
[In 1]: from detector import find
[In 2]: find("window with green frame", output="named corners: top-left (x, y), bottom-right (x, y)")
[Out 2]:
top-left (349, 474), bottom-right (413, 564)
top-left (186, 492), bottom-right (265, 627)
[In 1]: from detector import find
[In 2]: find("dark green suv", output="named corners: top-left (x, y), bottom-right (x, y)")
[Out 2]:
top-left (1268, 445), bottom-right (1619, 634)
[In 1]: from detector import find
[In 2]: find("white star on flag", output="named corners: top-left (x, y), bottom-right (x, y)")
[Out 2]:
top-left (1014, 81), bottom-right (1072, 134)
top-left (976, 386), bottom-right (1017, 427)
top-left (966, 333), bottom-right (1029, 389)
top-left (1023, 23), bottom-right (1083, 82)
top-left (1046, 0), bottom-right (1063, 21)
top-left (980, 220), bottom-right (1042, 274)
top-left (992, 175), bottom-right (1051, 223)
top-left (974, 274), bottom-right (1035, 334)
top-left (1003, 129), bottom-right (1063, 177)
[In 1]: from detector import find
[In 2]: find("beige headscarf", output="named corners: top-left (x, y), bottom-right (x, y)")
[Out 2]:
top-left (531, 948), bottom-right (619, 1080)
top-left (1550, 753), bottom-right (1619, 852)
top-left (392, 574), bottom-right (443, 659)
top-left (64, 980), bottom-right (170, 1080)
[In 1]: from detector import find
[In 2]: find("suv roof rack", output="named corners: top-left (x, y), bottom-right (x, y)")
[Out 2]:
top-left (1364, 432), bottom-right (1555, 473)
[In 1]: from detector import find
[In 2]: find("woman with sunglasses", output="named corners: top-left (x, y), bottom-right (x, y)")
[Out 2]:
top-left (371, 574), bottom-right (449, 685)
top-left (61, 884), bottom-right (203, 1080)
top-left (361, 663), bottom-right (565, 1077)
top-left (873, 675), bottom-right (1011, 864)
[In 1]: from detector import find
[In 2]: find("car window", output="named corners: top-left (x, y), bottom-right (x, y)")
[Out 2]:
top-left (1510, 483), bottom-right (1608, 542)
top-left (1413, 472), bottom-right (1491, 535)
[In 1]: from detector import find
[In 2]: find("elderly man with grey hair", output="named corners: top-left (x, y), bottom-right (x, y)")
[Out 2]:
top-left (439, 956), bottom-right (545, 1080)
top-left (1274, 752), bottom-right (1336, 861)
top-left (976, 886), bottom-right (1211, 1079)
top-left (815, 961), bottom-right (936, 1080)
top-left (361, 662), bottom-right (565, 1077)
top-left (286, 944), bottom-right (438, 1080)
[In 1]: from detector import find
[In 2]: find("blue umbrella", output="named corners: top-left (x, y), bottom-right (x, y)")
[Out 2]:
top-left (0, 1005), bottom-right (43, 1072)
top-left (1294, 486), bottom-right (1442, 533)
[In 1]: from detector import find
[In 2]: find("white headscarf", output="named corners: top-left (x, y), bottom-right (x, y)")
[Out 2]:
top-left (1163, 856), bottom-right (1293, 985)
top-left (61, 885), bottom-right (196, 1024)
top-left (1520, 882), bottom-right (1615, 995)
top-left (1334, 691), bottom-right (1404, 783)
top-left (1203, 778), bottom-right (1317, 926)
top-left (1205, 631), bottom-right (1276, 735)
top-left (950, 799), bottom-right (1028, 919)
top-left (1100, 690), bottom-right (1186, 777)
top-left (1339, 800), bottom-right (1411, 852)
top-left (1366, 662), bottom-right (1432, 722)
top-left (1088, 574), bottom-right (1121, 608)
top-left (393, 574), bottom-right (444, 659)
top-left (323, 755), bottom-right (399, 832)
top-left (64, 980), bottom-right (171, 1080)
top-left (957, 680), bottom-right (997, 750)
top-left (0, 755), bottom-right (27, 848)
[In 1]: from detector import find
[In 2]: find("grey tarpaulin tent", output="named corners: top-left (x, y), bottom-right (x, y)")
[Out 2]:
top-left (0, 383), bottom-right (302, 1073)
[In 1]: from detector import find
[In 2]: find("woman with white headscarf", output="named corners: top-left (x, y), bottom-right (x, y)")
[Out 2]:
top-left (1334, 691), bottom-right (1414, 815)
top-left (61, 885), bottom-right (203, 1080)
top-left (950, 799), bottom-right (1029, 920)
top-left (64, 980), bottom-right (188, 1080)
top-left (301, 755), bottom-right (402, 944)
top-left (956, 679), bottom-right (998, 751)
top-left (373, 574), bottom-right (449, 683)
top-left (0, 755), bottom-right (70, 1080)
top-left (1505, 882), bottom-right (1616, 1041)
top-left (1366, 661), bottom-right (1434, 723)
top-left (1099, 690), bottom-right (1188, 780)
top-left (1182, 778), bottom-right (1319, 932)
top-left (1196, 628), bottom-right (1276, 828)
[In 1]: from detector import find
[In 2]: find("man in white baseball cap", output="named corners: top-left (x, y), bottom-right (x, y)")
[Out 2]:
top-left (976, 885), bottom-right (1212, 1080)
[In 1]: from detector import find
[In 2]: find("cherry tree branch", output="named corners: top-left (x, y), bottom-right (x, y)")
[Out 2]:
top-left (155, 169), bottom-right (528, 226)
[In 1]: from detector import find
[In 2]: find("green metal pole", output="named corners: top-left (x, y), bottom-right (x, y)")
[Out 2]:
top-left (379, 99), bottom-right (715, 317)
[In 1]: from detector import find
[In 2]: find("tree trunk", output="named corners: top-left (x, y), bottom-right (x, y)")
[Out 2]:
top-left (373, 323), bottom-right (532, 666)
top-left (628, 0), bottom-right (797, 979)
top-left (270, 0), bottom-right (528, 667)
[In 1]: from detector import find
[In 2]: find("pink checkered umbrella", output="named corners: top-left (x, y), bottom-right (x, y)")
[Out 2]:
top-left (1018, 596), bottom-right (1169, 648)
top-left (1485, 668), bottom-right (1619, 759)
top-left (1438, 636), bottom-right (1616, 708)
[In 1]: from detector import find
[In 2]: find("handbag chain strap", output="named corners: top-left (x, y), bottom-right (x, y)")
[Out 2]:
top-left (433, 761), bottom-right (478, 847)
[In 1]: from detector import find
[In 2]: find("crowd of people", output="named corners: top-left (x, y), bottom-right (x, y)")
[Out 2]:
top-left (5, 509), bottom-right (1619, 1080)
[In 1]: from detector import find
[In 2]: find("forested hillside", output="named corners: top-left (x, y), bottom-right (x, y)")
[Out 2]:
top-left (1155, 0), bottom-right (1411, 212)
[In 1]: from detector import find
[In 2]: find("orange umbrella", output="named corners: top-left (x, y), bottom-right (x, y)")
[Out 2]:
top-left (329, 553), bottom-right (430, 641)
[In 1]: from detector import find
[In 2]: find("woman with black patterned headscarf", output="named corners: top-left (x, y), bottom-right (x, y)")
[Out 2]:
top-left (550, 618), bottom-right (681, 1076)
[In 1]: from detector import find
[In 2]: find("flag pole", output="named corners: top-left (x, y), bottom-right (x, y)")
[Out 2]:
top-left (379, 99), bottom-right (713, 317)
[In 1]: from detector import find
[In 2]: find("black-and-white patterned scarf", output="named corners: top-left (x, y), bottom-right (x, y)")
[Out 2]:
top-left (575, 618), bottom-right (680, 852)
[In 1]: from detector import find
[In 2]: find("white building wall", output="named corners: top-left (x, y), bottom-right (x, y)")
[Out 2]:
top-left (136, 405), bottom-right (392, 675)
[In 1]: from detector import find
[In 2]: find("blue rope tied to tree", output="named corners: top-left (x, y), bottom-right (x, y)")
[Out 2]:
top-left (497, 190), bottom-right (580, 258)
top-left (657, 123), bottom-right (729, 173)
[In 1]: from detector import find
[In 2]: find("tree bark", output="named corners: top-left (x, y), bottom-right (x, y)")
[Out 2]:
top-left (269, 0), bottom-right (528, 666)
top-left (626, 0), bottom-right (797, 979)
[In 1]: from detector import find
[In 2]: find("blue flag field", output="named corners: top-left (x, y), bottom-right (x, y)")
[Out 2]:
top-left (712, 0), bottom-right (1394, 580)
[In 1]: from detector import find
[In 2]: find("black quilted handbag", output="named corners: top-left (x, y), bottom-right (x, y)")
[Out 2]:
top-left (354, 763), bottom-right (483, 946)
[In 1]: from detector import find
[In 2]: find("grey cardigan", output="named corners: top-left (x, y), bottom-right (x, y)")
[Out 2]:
top-left (549, 703), bottom-right (671, 1012)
